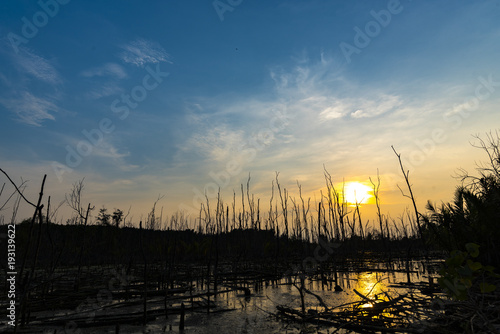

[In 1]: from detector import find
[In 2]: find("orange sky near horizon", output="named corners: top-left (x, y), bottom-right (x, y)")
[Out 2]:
top-left (1, 138), bottom-right (489, 233)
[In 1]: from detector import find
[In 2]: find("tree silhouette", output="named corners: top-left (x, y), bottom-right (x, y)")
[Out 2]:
top-left (112, 208), bottom-right (124, 228)
top-left (97, 207), bottom-right (111, 226)
top-left (424, 131), bottom-right (500, 266)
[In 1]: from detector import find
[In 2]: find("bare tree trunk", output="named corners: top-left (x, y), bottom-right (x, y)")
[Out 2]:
top-left (139, 221), bottom-right (148, 326)
top-left (392, 146), bottom-right (424, 240)
top-left (75, 203), bottom-right (92, 291)
top-left (18, 174), bottom-right (47, 328)
top-left (370, 171), bottom-right (386, 248)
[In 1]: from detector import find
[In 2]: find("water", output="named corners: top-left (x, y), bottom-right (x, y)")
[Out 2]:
top-left (3, 258), bottom-right (443, 333)
top-left (183, 276), bottom-right (433, 333)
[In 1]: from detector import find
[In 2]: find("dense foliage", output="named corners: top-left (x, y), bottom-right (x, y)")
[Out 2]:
top-left (423, 132), bottom-right (500, 267)
top-left (422, 132), bottom-right (500, 300)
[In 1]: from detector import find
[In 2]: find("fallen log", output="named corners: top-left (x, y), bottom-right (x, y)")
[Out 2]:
top-left (276, 305), bottom-right (422, 333)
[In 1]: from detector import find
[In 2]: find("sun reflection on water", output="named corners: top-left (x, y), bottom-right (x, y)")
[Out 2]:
top-left (346, 271), bottom-right (409, 326)
top-left (356, 271), bottom-right (388, 300)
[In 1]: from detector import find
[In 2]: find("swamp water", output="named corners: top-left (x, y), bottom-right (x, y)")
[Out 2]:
top-left (3, 258), bottom-right (443, 334)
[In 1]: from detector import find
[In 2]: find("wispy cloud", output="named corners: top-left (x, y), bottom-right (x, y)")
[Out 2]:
top-left (91, 141), bottom-right (141, 172)
top-left (0, 92), bottom-right (57, 126)
top-left (270, 56), bottom-right (406, 123)
top-left (85, 83), bottom-right (124, 100)
top-left (176, 53), bottom-right (414, 196)
top-left (16, 48), bottom-right (61, 84)
top-left (93, 142), bottom-right (129, 160)
top-left (119, 39), bottom-right (172, 67)
top-left (350, 95), bottom-right (402, 119)
top-left (319, 104), bottom-right (347, 120)
top-left (81, 63), bottom-right (127, 79)
top-left (59, 132), bottom-right (143, 173)
top-left (185, 125), bottom-right (245, 162)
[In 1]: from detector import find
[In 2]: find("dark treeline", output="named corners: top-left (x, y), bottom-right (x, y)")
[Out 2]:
top-left (1, 221), bottom-right (426, 270)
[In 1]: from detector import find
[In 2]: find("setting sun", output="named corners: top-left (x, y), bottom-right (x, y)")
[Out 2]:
top-left (342, 182), bottom-right (373, 205)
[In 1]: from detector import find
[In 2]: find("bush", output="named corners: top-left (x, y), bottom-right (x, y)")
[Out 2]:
top-left (423, 131), bottom-right (500, 267)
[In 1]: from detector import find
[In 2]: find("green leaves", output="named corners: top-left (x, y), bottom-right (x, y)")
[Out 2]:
top-left (439, 243), bottom-right (498, 300)
top-left (479, 282), bottom-right (496, 293)
top-left (466, 259), bottom-right (482, 271)
top-left (446, 250), bottom-right (465, 267)
top-left (465, 243), bottom-right (480, 258)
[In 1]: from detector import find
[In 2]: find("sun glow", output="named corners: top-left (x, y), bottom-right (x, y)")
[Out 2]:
top-left (342, 182), bottom-right (373, 205)
top-left (357, 272), bottom-right (387, 299)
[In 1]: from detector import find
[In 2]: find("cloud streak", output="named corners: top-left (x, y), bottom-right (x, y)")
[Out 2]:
top-left (81, 63), bottom-right (127, 79)
top-left (185, 125), bottom-right (246, 163)
top-left (0, 92), bottom-right (57, 126)
top-left (16, 48), bottom-right (61, 84)
top-left (120, 39), bottom-right (172, 67)
top-left (350, 95), bottom-right (402, 119)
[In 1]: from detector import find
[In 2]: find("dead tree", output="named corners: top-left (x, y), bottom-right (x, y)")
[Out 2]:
top-left (391, 146), bottom-right (424, 240)
top-left (65, 179), bottom-right (94, 291)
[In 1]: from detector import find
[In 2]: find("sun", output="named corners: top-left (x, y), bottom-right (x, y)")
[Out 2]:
top-left (342, 182), bottom-right (373, 205)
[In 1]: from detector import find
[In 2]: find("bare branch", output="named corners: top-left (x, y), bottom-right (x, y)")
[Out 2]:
top-left (0, 168), bottom-right (37, 207)
top-left (391, 146), bottom-right (423, 239)
top-left (65, 178), bottom-right (86, 220)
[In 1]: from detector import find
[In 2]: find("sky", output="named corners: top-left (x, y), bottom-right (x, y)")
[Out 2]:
top-left (1, 0), bottom-right (500, 227)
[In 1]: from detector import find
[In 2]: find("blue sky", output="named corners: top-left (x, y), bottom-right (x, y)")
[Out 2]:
top-left (1, 0), bottom-right (500, 225)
